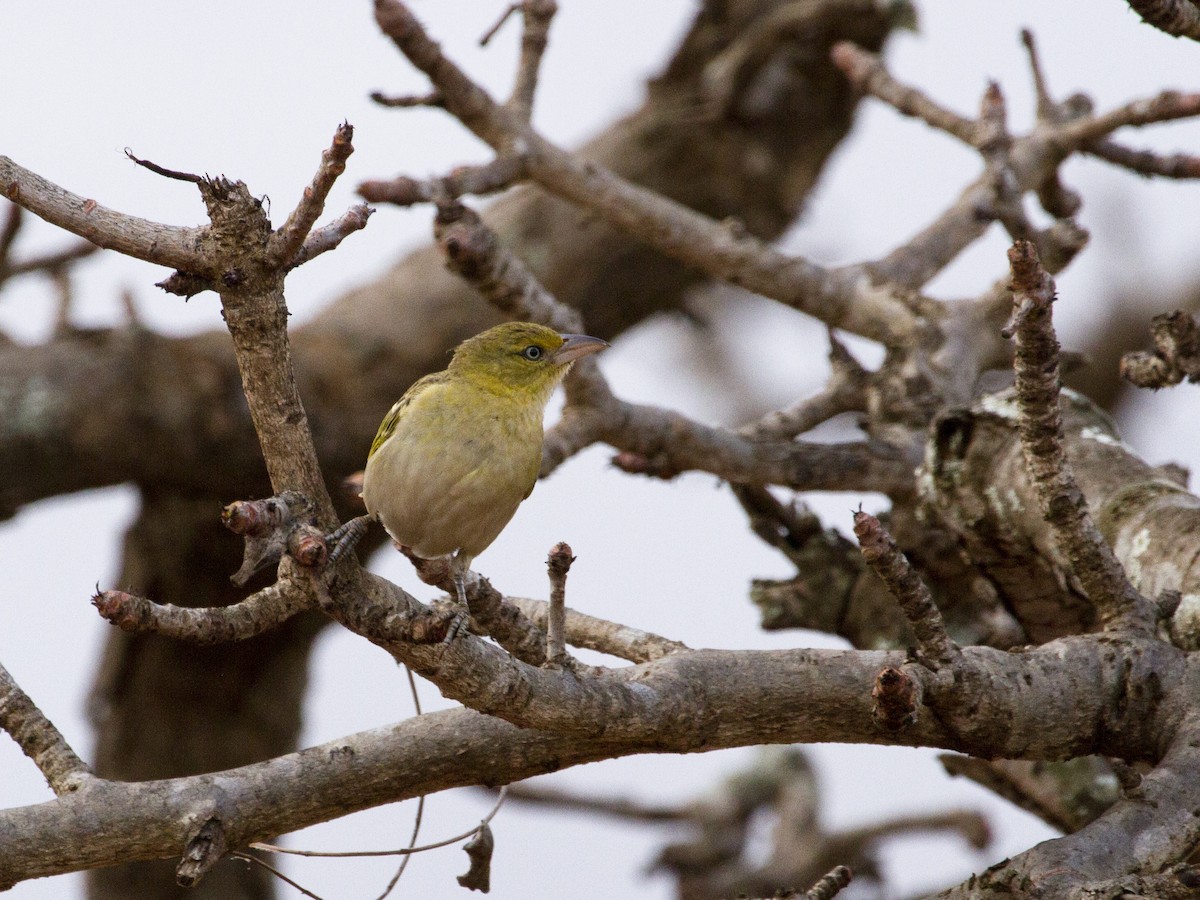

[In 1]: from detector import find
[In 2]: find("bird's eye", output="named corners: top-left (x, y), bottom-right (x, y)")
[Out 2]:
top-left (521, 345), bottom-right (543, 361)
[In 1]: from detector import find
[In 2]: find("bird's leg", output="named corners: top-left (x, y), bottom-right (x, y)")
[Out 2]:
top-left (325, 515), bottom-right (372, 566)
top-left (444, 551), bottom-right (474, 642)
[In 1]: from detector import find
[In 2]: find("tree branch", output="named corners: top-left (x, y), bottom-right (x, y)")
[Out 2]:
top-left (1005, 240), bottom-right (1155, 632)
top-left (0, 660), bottom-right (91, 796)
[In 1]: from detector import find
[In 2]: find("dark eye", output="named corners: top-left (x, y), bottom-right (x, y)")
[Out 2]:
top-left (521, 345), bottom-right (543, 361)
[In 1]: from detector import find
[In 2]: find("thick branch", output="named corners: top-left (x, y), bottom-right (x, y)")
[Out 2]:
top-left (0, 633), bottom-right (1191, 888)
top-left (0, 156), bottom-right (207, 274)
top-left (931, 715), bottom-right (1200, 898)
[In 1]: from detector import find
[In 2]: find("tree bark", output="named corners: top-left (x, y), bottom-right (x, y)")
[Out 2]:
top-left (0, 3), bottom-right (906, 896)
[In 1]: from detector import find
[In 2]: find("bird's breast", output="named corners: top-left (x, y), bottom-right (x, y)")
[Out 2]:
top-left (361, 385), bottom-right (546, 559)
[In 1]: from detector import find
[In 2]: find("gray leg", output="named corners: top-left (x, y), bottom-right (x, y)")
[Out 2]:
top-left (444, 551), bottom-right (474, 642)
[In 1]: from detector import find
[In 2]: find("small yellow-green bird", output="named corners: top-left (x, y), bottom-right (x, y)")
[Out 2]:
top-left (361, 321), bottom-right (608, 637)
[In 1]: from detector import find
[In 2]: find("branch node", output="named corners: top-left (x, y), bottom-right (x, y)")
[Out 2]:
top-left (176, 817), bottom-right (229, 888)
top-left (1121, 310), bottom-right (1200, 389)
top-left (872, 666), bottom-right (918, 732)
top-left (222, 492), bottom-right (318, 586)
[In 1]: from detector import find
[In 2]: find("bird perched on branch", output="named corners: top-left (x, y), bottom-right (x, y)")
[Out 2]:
top-left (360, 321), bottom-right (608, 638)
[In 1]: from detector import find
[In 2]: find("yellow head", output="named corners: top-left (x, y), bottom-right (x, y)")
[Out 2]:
top-left (449, 322), bottom-right (608, 399)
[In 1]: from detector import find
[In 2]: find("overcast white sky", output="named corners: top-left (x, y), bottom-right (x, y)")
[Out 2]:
top-left (2, 2), bottom-right (1200, 898)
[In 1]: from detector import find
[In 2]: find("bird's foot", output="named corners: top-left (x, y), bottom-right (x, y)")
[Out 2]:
top-left (325, 515), bottom-right (371, 566)
top-left (443, 607), bottom-right (471, 643)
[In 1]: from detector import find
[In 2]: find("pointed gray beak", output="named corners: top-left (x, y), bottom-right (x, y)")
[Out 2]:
top-left (552, 333), bottom-right (609, 365)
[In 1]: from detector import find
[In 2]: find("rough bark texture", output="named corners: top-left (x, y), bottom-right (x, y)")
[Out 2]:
top-left (0, 3), bottom-right (902, 897)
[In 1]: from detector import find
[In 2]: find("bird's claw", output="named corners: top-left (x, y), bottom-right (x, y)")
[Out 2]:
top-left (443, 609), bottom-right (471, 643)
top-left (325, 515), bottom-right (371, 566)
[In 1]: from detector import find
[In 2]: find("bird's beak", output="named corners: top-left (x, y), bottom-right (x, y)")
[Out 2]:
top-left (553, 334), bottom-right (609, 365)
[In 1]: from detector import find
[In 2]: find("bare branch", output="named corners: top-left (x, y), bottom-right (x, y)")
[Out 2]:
top-left (0, 628), bottom-right (1187, 887)
top-left (0, 156), bottom-right (206, 273)
top-left (1121, 310), bottom-right (1200, 388)
top-left (359, 156), bottom-right (526, 207)
top-left (0, 660), bottom-right (90, 795)
top-left (853, 510), bottom-right (960, 669)
top-left (432, 200), bottom-right (583, 332)
top-left (0, 201), bottom-right (97, 289)
top-left (1124, 0), bottom-right (1200, 40)
top-left (738, 331), bottom-right (869, 441)
top-left (507, 0), bottom-right (557, 120)
top-left (268, 122), bottom-right (357, 267)
top-left (288, 203), bottom-right (374, 269)
top-left (507, 597), bottom-right (689, 663)
top-left (1086, 139), bottom-right (1200, 178)
top-left (124, 149), bottom-right (203, 184)
top-left (92, 580), bottom-right (314, 644)
top-left (831, 41), bottom-right (979, 146)
top-left (1054, 90), bottom-right (1200, 146)
top-left (372, 0), bottom-right (923, 346)
top-left (1005, 240), bottom-right (1156, 632)
top-left (1019, 29), bottom-right (1055, 120)
top-left (545, 541), bottom-right (573, 664)
top-left (371, 89), bottom-right (444, 109)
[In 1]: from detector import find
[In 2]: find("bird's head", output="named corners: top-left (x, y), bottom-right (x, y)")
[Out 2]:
top-left (450, 322), bottom-right (608, 399)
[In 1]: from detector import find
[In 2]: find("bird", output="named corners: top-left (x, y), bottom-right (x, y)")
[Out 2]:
top-left (360, 321), bottom-right (608, 638)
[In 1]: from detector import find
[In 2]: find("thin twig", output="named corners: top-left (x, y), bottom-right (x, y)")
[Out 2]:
top-left (508, 0), bottom-right (558, 120)
top-left (369, 90), bottom-right (444, 108)
top-left (124, 149), bottom-right (202, 184)
top-left (545, 542), bottom-right (573, 664)
top-left (1084, 140), bottom-right (1200, 179)
top-left (852, 510), bottom-right (960, 669)
top-left (288, 203), bottom-right (374, 269)
top-left (268, 122), bottom-right (356, 267)
top-left (229, 852), bottom-right (325, 900)
top-left (360, 156), bottom-right (526, 208)
top-left (479, 3), bottom-right (519, 46)
top-left (738, 330), bottom-right (868, 441)
top-left (507, 597), bottom-right (689, 662)
top-left (1054, 90), bottom-right (1200, 147)
top-left (251, 787), bottom-right (510, 859)
top-left (1019, 29), bottom-right (1055, 120)
top-left (375, 666), bottom-right (427, 899)
top-left (831, 42), bottom-right (979, 146)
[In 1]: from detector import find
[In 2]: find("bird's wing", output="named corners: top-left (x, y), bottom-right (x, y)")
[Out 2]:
top-left (367, 372), bottom-right (448, 461)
